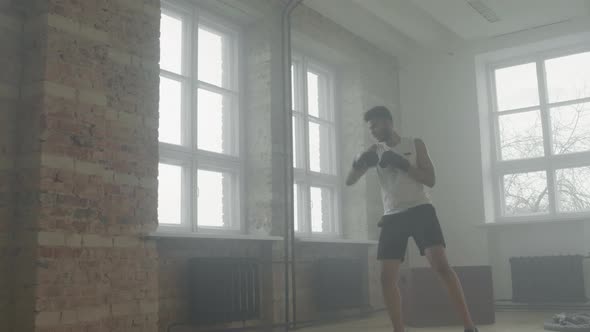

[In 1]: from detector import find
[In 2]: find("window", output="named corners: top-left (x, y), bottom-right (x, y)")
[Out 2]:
top-left (158, 2), bottom-right (241, 232)
top-left (488, 50), bottom-right (590, 221)
top-left (292, 56), bottom-right (340, 236)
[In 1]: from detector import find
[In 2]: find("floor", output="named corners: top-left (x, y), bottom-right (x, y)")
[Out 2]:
top-left (298, 311), bottom-right (550, 331)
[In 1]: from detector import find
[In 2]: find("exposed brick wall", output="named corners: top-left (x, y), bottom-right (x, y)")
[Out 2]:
top-left (241, 0), bottom-right (289, 238)
top-left (1, 0), bottom-right (396, 330)
top-left (0, 1), bottom-right (23, 329)
top-left (3, 0), bottom-right (161, 331)
top-left (244, 13), bottom-right (276, 236)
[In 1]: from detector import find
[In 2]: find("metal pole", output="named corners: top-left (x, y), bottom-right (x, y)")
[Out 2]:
top-left (281, 1), bottom-right (303, 330)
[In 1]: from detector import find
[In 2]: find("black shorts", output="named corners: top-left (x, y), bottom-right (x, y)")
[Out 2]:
top-left (377, 204), bottom-right (446, 261)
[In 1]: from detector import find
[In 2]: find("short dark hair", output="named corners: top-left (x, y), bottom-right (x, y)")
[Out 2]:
top-left (364, 106), bottom-right (393, 122)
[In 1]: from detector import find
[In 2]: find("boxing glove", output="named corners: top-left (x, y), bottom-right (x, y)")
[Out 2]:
top-left (352, 150), bottom-right (379, 170)
top-left (379, 150), bottom-right (410, 172)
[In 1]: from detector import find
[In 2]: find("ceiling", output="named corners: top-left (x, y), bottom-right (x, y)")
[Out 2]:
top-left (411, 0), bottom-right (590, 40)
top-left (304, 0), bottom-right (590, 56)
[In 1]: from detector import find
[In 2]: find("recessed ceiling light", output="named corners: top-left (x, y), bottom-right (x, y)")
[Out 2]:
top-left (466, 0), bottom-right (501, 23)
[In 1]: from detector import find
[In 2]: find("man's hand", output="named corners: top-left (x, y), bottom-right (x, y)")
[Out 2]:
top-left (352, 149), bottom-right (379, 170)
top-left (379, 150), bottom-right (410, 171)
top-left (346, 144), bottom-right (378, 186)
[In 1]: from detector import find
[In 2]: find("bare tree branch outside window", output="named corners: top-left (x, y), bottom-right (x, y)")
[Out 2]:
top-left (495, 54), bottom-right (590, 217)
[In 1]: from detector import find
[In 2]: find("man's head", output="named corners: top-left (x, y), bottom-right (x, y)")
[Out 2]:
top-left (364, 106), bottom-right (394, 142)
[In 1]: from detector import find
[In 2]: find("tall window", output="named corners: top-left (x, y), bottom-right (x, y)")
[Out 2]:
top-left (488, 50), bottom-right (590, 221)
top-left (292, 56), bottom-right (340, 236)
top-left (158, 2), bottom-right (241, 232)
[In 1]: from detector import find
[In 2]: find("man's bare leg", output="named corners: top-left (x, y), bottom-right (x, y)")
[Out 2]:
top-left (425, 246), bottom-right (476, 330)
top-left (381, 259), bottom-right (405, 332)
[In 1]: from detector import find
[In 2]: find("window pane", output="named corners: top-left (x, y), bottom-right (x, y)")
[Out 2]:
top-left (293, 183), bottom-right (299, 232)
top-left (546, 52), bottom-right (590, 103)
top-left (160, 13), bottom-right (183, 74)
top-left (159, 76), bottom-right (182, 145)
top-left (291, 64), bottom-right (298, 111)
top-left (198, 88), bottom-right (231, 154)
top-left (307, 71), bottom-right (330, 120)
top-left (556, 166), bottom-right (590, 213)
top-left (498, 110), bottom-right (544, 160)
top-left (503, 171), bottom-right (549, 216)
top-left (158, 163), bottom-right (182, 225)
top-left (495, 63), bottom-right (539, 111)
top-left (198, 169), bottom-right (230, 228)
top-left (307, 71), bottom-right (320, 118)
top-left (292, 115), bottom-right (302, 168)
top-left (309, 121), bottom-right (333, 174)
top-left (310, 186), bottom-right (333, 233)
top-left (551, 102), bottom-right (590, 155)
top-left (198, 27), bottom-right (229, 88)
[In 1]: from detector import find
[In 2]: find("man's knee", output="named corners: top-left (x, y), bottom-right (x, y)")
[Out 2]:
top-left (381, 262), bottom-right (401, 286)
top-left (432, 263), bottom-right (453, 278)
top-left (381, 269), bottom-right (398, 283)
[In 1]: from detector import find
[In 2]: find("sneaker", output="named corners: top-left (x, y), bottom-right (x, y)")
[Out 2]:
top-left (465, 328), bottom-right (478, 332)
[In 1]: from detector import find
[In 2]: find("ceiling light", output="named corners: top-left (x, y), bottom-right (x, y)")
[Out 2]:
top-left (466, 0), bottom-right (501, 23)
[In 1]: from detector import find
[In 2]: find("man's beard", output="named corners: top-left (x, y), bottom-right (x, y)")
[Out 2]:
top-left (378, 132), bottom-right (392, 142)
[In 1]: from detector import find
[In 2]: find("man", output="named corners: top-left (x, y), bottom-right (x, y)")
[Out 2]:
top-left (346, 106), bottom-right (478, 332)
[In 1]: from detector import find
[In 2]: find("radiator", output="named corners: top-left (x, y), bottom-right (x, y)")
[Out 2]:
top-left (313, 259), bottom-right (363, 311)
top-left (510, 255), bottom-right (586, 303)
top-left (188, 257), bottom-right (260, 325)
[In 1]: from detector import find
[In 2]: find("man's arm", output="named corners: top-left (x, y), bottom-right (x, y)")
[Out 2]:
top-left (406, 138), bottom-right (436, 188)
top-left (345, 168), bottom-right (368, 186)
top-left (345, 144), bottom-right (378, 186)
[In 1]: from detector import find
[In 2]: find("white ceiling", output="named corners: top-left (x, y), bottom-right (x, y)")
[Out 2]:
top-left (300, 0), bottom-right (422, 60)
top-left (304, 0), bottom-right (590, 56)
top-left (411, 0), bottom-right (590, 40)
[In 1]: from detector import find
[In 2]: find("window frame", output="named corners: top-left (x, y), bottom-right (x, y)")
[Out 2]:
top-left (291, 54), bottom-right (342, 237)
top-left (158, 0), bottom-right (244, 234)
top-left (486, 46), bottom-right (590, 223)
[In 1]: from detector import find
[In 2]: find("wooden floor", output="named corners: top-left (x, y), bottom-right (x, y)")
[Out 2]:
top-left (298, 311), bottom-right (550, 331)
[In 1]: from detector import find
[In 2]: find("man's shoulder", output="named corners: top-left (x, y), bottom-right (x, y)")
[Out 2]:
top-left (400, 136), bottom-right (421, 142)
top-left (412, 138), bottom-right (427, 149)
top-left (402, 136), bottom-right (426, 147)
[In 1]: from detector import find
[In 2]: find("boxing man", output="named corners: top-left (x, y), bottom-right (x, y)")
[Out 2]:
top-left (346, 106), bottom-right (478, 332)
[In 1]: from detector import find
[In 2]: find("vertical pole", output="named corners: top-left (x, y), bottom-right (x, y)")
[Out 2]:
top-left (281, 1), bottom-right (303, 330)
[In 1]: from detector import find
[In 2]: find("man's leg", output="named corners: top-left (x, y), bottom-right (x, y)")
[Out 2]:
top-left (425, 245), bottom-right (475, 330)
top-left (381, 259), bottom-right (405, 332)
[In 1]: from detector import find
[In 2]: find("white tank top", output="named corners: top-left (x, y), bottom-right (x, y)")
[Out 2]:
top-left (375, 137), bottom-right (431, 215)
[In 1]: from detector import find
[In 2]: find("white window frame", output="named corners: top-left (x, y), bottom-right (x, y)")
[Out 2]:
top-left (485, 45), bottom-right (590, 223)
top-left (292, 54), bottom-right (342, 237)
top-left (158, 0), bottom-right (244, 234)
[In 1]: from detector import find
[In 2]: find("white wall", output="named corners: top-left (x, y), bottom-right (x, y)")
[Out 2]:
top-left (399, 50), bottom-right (489, 269)
top-left (399, 17), bottom-right (590, 299)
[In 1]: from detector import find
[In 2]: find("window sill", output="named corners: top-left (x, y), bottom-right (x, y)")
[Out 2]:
top-left (479, 216), bottom-right (590, 228)
top-left (148, 231), bottom-right (378, 244)
top-left (148, 231), bottom-right (284, 241)
top-left (295, 237), bottom-right (378, 245)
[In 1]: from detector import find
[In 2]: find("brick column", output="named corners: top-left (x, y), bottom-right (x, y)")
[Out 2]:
top-left (13, 1), bottom-right (161, 331)
top-left (0, 1), bottom-right (24, 329)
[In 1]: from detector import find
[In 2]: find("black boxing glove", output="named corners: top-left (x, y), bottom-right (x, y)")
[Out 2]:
top-left (352, 150), bottom-right (379, 170)
top-left (379, 150), bottom-right (410, 172)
